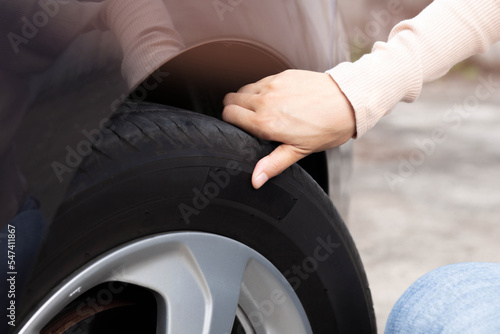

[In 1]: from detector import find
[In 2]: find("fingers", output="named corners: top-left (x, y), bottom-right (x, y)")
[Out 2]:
top-left (252, 144), bottom-right (308, 189)
top-left (233, 74), bottom-right (276, 94)
top-left (222, 103), bottom-right (263, 136)
top-left (223, 92), bottom-right (261, 111)
top-left (237, 83), bottom-right (260, 94)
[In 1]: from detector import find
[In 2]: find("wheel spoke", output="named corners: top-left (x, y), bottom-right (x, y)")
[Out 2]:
top-left (110, 234), bottom-right (252, 334)
top-left (20, 233), bottom-right (312, 334)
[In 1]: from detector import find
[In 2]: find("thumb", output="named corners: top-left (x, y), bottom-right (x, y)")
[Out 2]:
top-left (252, 144), bottom-right (307, 189)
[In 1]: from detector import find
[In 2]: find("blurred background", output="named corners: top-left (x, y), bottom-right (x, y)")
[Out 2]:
top-left (337, 0), bottom-right (500, 332)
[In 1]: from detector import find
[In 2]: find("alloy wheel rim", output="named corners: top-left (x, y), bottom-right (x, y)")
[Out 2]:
top-left (20, 232), bottom-right (312, 334)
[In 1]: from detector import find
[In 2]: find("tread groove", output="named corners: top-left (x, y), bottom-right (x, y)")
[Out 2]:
top-left (91, 145), bottom-right (113, 161)
top-left (123, 119), bottom-right (160, 146)
top-left (214, 123), bottom-right (237, 151)
top-left (150, 119), bottom-right (180, 146)
top-left (109, 128), bottom-right (141, 152)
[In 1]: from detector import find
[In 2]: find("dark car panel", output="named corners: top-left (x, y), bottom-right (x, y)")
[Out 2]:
top-left (2, 0), bottom-right (349, 223)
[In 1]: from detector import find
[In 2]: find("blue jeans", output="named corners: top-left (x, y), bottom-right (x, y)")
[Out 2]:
top-left (386, 262), bottom-right (500, 334)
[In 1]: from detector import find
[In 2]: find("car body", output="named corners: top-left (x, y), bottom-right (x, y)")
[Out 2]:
top-left (5, 0), bottom-right (351, 223)
top-left (1, 1), bottom-right (373, 333)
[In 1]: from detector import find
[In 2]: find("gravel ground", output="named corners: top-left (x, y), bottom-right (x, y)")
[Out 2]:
top-left (347, 75), bottom-right (500, 332)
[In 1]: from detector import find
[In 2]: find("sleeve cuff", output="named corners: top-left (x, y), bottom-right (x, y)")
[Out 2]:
top-left (326, 29), bottom-right (423, 137)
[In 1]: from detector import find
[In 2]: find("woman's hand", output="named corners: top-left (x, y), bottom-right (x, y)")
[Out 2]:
top-left (223, 69), bottom-right (356, 189)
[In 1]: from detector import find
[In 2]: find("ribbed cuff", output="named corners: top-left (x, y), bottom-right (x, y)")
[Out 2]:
top-left (327, 0), bottom-right (500, 138)
top-left (327, 31), bottom-right (423, 138)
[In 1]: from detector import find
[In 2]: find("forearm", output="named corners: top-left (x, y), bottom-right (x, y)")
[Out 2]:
top-left (328, 0), bottom-right (500, 137)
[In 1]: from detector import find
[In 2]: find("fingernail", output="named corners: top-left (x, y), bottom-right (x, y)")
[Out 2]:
top-left (254, 173), bottom-right (269, 189)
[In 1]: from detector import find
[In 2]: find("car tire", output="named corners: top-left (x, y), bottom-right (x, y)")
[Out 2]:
top-left (19, 102), bottom-right (376, 333)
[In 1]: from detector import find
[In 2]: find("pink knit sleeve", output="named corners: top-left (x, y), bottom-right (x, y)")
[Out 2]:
top-left (327, 0), bottom-right (500, 137)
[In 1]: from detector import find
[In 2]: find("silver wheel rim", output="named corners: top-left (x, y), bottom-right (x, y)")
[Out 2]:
top-left (20, 232), bottom-right (313, 334)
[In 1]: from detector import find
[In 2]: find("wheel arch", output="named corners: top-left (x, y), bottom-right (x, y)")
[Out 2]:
top-left (131, 40), bottom-right (330, 193)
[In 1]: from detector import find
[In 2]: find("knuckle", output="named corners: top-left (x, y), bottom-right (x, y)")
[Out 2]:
top-left (253, 94), bottom-right (267, 108)
top-left (264, 79), bottom-right (280, 91)
top-left (268, 151), bottom-right (292, 174)
top-left (221, 103), bottom-right (232, 115)
top-left (270, 157), bottom-right (286, 172)
top-left (222, 92), bottom-right (235, 106)
top-left (221, 105), bottom-right (237, 121)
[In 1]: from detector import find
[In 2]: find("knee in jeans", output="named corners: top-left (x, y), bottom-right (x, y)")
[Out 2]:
top-left (386, 263), bottom-right (500, 334)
